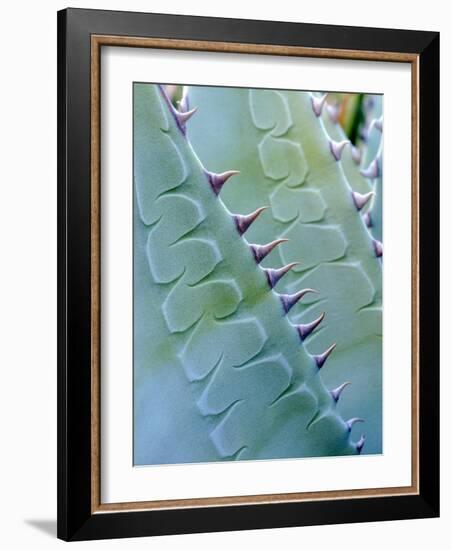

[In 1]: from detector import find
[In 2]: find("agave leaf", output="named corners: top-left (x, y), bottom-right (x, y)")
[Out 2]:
top-left (361, 111), bottom-right (383, 242)
top-left (188, 85), bottom-right (382, 453)
top-left (320, 94), bottom-right (373, 200)
top-left (134, 83), bottom-right (361, 464)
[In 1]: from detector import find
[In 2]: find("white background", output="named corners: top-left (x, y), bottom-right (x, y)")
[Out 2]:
top-left (102, 48), bottom-right (411, 503)
top-left (0, 0), bottom-right (448, 548)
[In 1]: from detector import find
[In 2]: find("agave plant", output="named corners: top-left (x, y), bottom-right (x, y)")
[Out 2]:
top-left (361, 107), bottom-right (383, 242)
top-left (187, 85), bottom-right (383, 454)
top-left (134, 82), bottom-right (381, 465)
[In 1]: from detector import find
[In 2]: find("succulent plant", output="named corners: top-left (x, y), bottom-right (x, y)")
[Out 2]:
top-left (320, 95), bottom-right (373, 198)
top-left (361, 112), bottom-right (383, 242)
top-left (133, 83), bottom-right (366, 465)
top-left (188, 86), bottom-right (383, 454)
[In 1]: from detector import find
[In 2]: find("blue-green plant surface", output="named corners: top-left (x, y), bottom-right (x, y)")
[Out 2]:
top-left (133, 83), bottom-right (382, 465)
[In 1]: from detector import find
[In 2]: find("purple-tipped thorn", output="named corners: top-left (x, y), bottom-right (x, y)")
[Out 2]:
top-left (347, 417), bottom-right (365, 431)
top-left (311, 94), bottom-right (327, 117)
top-left (330, 381), bottom-right (351, 402)
top-left (177, 87), bottom-right (190, 113)
top-left (157, 84), bottom-right (191, 135)
top-left (329, 139), bottom-right (350, 161)
top-left (351, 146), bottom-right (362, 165)
top-left (352, 191), bottom-right (375, 211)
top-left (279, 288), bottom-right (318, 314)
top-left (296, 312), bottom-right (326, 341)
top-left (370, 116), bottom-right (383, 133)
top-left (264, 262), bottom-right (299, 289)
top-left (206, 170), bottom-right (240, 196)
top-left (360, 158), bottom-right (380, 179)
top-left (176, 107), bottom-right (197, 126)
top-left (356, 434), bottom-right (366, 454)
top-left (326, 102), bottom-right (340, 124)
top-left (233, 206), bottom-right (268, 235)
top-left (314, 342), bottom-right (337, 369)
top-left (250, 239), bottom-right (287, 264)
top-left (372, 239), bottom-right (383, 258)
top-left (363, 211), bottom-right (373, 228)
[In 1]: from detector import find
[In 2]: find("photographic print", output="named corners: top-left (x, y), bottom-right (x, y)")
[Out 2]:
top-left (133, 83), bottom-right (383, 466)
top-left (58, 11), bottom-right (439, 539)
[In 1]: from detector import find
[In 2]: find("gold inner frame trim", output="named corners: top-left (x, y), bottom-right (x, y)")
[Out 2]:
top-left (90, 34), bottom-right (420, 514)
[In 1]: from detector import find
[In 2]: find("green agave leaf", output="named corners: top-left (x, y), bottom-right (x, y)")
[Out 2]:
top-left (320, 94), bottom-right (373, 198)
top-left (134, 83), bottom-right (363, 465)
top-left (360, 95), bottom-right (383, 151)
top-left (362, 113), bottom-right (383, 243)
top-left (188, 86), bottom-right (382, 453)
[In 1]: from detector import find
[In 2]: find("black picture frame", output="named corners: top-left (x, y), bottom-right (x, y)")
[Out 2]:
top-left (57, 7), bottom-right (439, 541)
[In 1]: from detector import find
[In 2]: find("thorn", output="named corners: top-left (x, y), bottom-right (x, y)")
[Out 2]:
top-left (177, 87), bottom-right (190, 113)
top-left (326, 102), bottom-right (340, 124)
top-left (370, 116), bottom-right (383, 133)
top-left (352, 191), bottom-right (374, 211)
top-left (311, 94), bottom-right (327, 117)
top-left (233, 206), bottom-right (268, 235)
top-left (329, 139), bottom-right (349, 161)
top-left (351, 146), bottom-right (362, 165)
top-left (363, 211), bottom-right (373, 228)
top-left (360, 158), bottom-right (380, 179)
top-left (356, 434), bottom-right (366, 454)
top-left (175, 107), bottom-right (197, 126)
top-left (206, 170), bottom-right (240, 195)
top-left (314, 342), bottom-right (337, 369)
top-left (264, 262), bottom-right (299, 288)
top-left (250, 239), bottom-right (287, 264)
top-left (330, 381), bottom-right (351, 402)
top-left (296, 312), bottom-right (325, 341)
top-left (279, 288), bottom-right (319, 314)
top-left (347, 417), bottom-right (365, 431)
top-left (157, 84), bottom-right (189, 135)
top-left (372, 239), bottom-right (383, 258)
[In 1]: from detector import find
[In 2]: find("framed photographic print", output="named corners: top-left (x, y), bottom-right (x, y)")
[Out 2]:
top-left (57, 8), bottom-right (439, 541)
